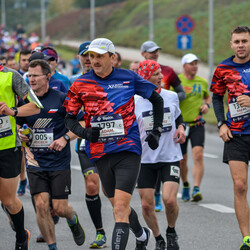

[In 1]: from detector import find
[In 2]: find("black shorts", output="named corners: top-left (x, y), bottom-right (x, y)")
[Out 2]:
top-left (137, 161), bottom-right (180, 189)
top-left (223, 134), bottom-right (250, 165)
top-left (0, 147), bottom-right (22, 178)
top-left (181, 125), bottom-right (205, 155)
top-left (78, 149), bottom-right (98, 177)
top-left (95, 151), bottom-right (141, 198)
top-left (27, 168), bottom-right (71, 199)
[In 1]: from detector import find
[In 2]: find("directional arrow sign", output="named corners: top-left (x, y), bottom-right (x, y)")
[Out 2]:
top-left (177, 35), bottom-right (192, 50)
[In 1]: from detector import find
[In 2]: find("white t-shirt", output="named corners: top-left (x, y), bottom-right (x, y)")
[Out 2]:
top-left (135, 89), bottom-right (183, 163)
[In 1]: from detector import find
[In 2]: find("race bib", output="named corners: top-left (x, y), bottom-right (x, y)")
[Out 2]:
top-left (229, 97), bottom-right (250, 122)
top-left (90, 114), bottom-right (125, 142)
top-left (30, 128), bottom-right (54, 153)
top-left (0, 115), bottom-right (13, 138)
top-left (142, 107), bottom-right (172, 134)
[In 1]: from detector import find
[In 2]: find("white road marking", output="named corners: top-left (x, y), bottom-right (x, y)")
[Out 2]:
top-left (204, 153), bottom-right (219, 159)
top-left (199, 203), bottom-right (235, 213)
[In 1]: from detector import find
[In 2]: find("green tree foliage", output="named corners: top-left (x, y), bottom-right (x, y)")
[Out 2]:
top-left (73, 0), bottom-right (126, 8)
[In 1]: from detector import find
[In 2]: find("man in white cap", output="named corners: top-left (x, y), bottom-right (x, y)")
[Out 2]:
top-left (70, 40), bottom-right (108, 248)
top-left (178, 53), bottom-right (211, 202)
top-left (64, 37), bottom-right (164, 250)
top-left (141, 40), bottom-right (186, 212)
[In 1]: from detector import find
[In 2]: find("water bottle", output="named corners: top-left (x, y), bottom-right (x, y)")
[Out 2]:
top-left (21, 124), bottom-right (31, 147)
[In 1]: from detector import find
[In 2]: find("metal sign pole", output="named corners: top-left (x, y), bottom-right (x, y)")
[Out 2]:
top-left (149, 0), bottom-right (154, 41)
top-left (208, 0), bottom-right (214, 85)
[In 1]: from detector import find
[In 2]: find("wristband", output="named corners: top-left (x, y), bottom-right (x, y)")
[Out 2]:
top-left (205, 103), bottom-right (210, 109)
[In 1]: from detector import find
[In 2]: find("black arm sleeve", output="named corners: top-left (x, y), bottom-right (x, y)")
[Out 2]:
top-left (175, 114), bottom-right (184, 128)
top-left (173, 84), bottom-right (186, 101)
top-left (212, 93), bottom-right (226, 122)
top-left (65, 113), bottom-right (85, 138)
top-left (148, 90), bottom-right (164, 129)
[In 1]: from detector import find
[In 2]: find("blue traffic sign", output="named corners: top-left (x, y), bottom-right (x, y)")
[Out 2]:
top-left (177, 35), bottom-right (192, 50)
top-left (175, 15), bottom-right (195, 35)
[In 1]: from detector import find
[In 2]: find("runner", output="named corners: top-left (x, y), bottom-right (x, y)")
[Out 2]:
top-left (17, 59), bottom-right (85, 250)
top-left (210, 25), bottom-right (250, 250)
top-left (135, 59), bottom-right (185, 250)
top-left (178, 53), bottom-right (211, 202)
top-left (141, 40), bottom-right (186, 211)
top-left (0, 62), bottom-right (42, 250)
top-left (72, 40), bottom-right (107, 248)
top-left (64, 38), bottom-right (164, 250)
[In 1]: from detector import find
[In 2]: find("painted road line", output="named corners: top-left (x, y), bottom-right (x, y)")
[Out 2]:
top-left (204, 153), bottom-right (219, 159)
top-left (199, 203), bottom-right (235, 213)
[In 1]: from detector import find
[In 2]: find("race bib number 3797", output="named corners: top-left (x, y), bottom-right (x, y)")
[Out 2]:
top-left (91, 114), bottom-right (125, 143)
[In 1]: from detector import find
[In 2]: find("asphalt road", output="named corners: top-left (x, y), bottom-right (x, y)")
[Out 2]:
top-left (0, 127), bottom-right (248, 250)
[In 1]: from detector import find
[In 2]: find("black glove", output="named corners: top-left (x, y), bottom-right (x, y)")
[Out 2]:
top-left (83, 127), bottom-right (102, 143)
top-left (145, 127), bottom-right (162, 150)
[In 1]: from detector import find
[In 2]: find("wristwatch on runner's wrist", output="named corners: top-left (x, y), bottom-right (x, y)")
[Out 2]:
top-left (217, 121), bottom-right (226, 129)
top-left (63, 134), bottom-right (70, 143)
top-left (11, 107), bottom-right (18, 117)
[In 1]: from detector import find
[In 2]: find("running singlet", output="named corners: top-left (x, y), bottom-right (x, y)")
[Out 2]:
top-left (17, 88), bottom-right (70, 171)
top-left (210, 56), bottom-right (250, 134)
top-left (160, 64), bottom-right (181, 90)
top-left (135, 89), bottom-right (183, 163)
top-left (64, 68), bottom-right (156, 162)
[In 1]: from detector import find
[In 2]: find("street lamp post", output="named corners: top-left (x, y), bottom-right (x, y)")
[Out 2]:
top-left (90, 0), bottom-right (95, 40)
top-left (1, 0), bottom-right (6, 28)
top-left (41, 0), bottom-right (46, 43)
top-left (149, 0), bottom-right (154, 41)
top-left (208, 0), bottom-right (214, 85)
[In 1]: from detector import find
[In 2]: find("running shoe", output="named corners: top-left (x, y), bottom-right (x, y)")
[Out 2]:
top-left (240, 243), bottom-right (250, 250)
top-left (155, 239), bottom-right (166, 250)
top-left (182, 183), bottom-right (190, 202)
top-left (89, 232), bottom-right (107, 248)
top-left (17, 178), bottom-right (27, 196)
top-left (1, 202), bottom-right (15, 231)
top-left (155, 194), bottom-right (163, 212)
top-left (166, 231), bottom-right (179, 250)
top-left (135, 227), bottom-right (152, 250)
top-left (15, 229), bottom-right (30, 250)
top-left (191, 187), bottom-right (203, 202)
top-left (36, 234), bottom-right (45, 243)
top-left (67, 212), bottom-right (86, 246)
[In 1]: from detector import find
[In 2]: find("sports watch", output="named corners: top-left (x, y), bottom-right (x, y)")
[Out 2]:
top-left (217, 121), bottom-right (226, 129)
top-left (63, 134), bottom-right (70, 143)
top-left (11, 107), bottom-right (18, 117)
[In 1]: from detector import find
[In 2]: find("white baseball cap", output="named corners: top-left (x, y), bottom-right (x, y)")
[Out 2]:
top-left (87, 38), bottom-right (115, 54)
top-left (181, 53), bottom-right (200, 65)
top-left (141, 41), bottom-right (161, 52)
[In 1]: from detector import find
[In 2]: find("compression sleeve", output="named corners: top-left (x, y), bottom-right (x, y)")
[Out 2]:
top-left (175, 114), bottom-right (184, 128)
top-left (212, 93), bottom-right (225, 121)
top-left (148, 90), bottom-right (164, 129)
top-left (173, 84), bottom-right (186, 101)
top-left (65, 113), bottom-right (85, 138)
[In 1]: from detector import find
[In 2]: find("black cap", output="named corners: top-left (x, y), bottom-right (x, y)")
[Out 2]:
top-left (29, 52), bottom-right (50, 62)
